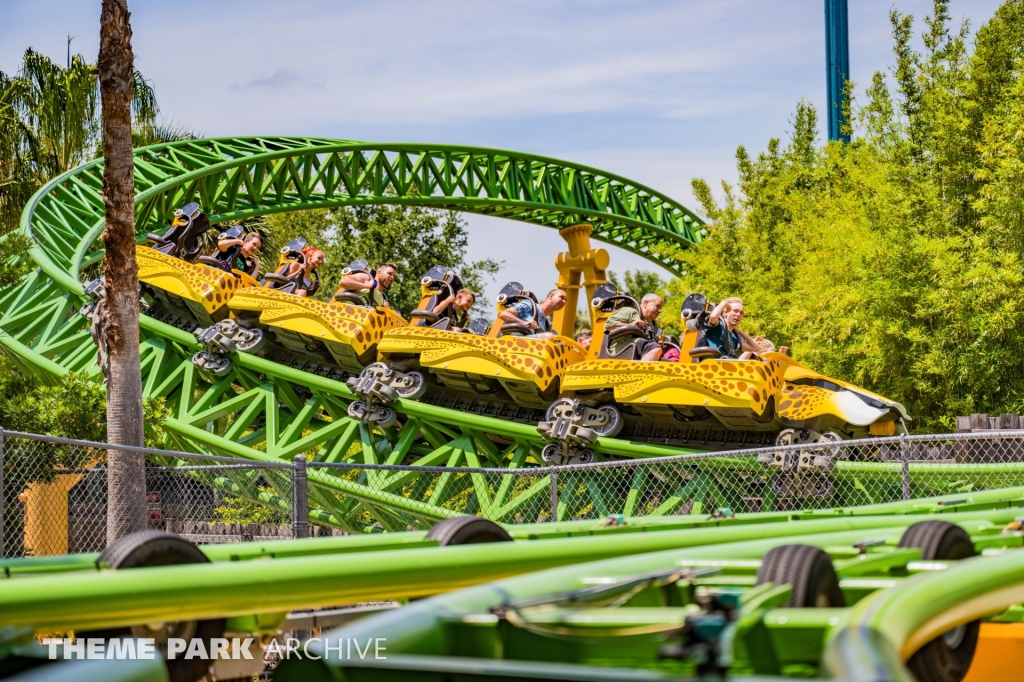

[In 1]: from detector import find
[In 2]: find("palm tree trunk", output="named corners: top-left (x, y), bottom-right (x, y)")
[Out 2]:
top-left (98, 0), bottom-right (146, 543)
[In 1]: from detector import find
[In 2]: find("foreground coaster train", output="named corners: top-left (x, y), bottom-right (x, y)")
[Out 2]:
top-left (4, 491), bottom-right (1024, 681)
top-left (0, 137), bottom-right (918, 530)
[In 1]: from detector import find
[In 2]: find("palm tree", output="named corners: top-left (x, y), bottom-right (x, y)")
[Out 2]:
top-left (1, 34), bottom-right (168, 541)
top-left (0, 48), bottom-right (158, 234)
top-left (98, 0), bottom-right (147, 542)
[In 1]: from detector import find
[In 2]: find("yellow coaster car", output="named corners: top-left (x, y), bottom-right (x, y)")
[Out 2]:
top-left (378, 279), bottom-right (586, 411)
top-left (562, 352), bottom-right (787, 430)
top-left (775, 355), bottom-right (909, 439)
top-left (227, 287), bottom-right (407, 373)
top-left (121, 204), bottom-right (261, 329)
top-left (138, 245), bottom-right (259, 327)
top-left (546, 290), bottom-right (909, 458)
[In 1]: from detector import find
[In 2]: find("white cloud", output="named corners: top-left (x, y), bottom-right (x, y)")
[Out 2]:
top-left (0, 0), bottom-right (1007, 304)
top-left (230, 68), bottom-right (313, 91)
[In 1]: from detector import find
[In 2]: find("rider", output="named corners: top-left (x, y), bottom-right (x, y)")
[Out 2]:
top-left (432, 288), bottom-right (475, 331)
top-left (605, 293), bottom-right (664, 361)
top-left (701, 297), bottom-right (761, 359)
top-left (498, 289), bottom-right (567, 341)
top-left (216, 231), bottom-right (262, 276)
top-left (282, 246), bottom-right (323, 298)
top-left (337, 262), bottom-right (397, 308)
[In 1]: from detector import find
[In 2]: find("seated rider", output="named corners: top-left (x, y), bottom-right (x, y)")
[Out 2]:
top-left (754, 336), bottom-right (789, 356)
top-left (282, 246), bottom-right (323, 298)
top-left (216, 230), bottom-right (262, 276)
top-left (701, 297), bottom-right (761, 359)
top-left (498, 289), bottom-right (567, 341)
top-left (661, 335), bottom-right (680, 362)
top-left (576, 329), bottom-right (592, 352)
top-left (432, 288), bottom-right (475, 331)
top-left (606, 293), bottom-right (664, 361)
top-left (337, 262), bottom-right (397, 308)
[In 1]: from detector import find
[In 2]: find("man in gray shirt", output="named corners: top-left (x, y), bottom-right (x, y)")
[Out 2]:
top-left (605, 294), bottom-right (663, 361)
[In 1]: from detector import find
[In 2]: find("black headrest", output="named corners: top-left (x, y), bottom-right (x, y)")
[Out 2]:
top-left (218, 224), bottom-right (245, 240)
top-left (420, 265), bottom-right (463, 293)
top-left (466, 318), bottom-right (490, 335)
top-left (496, 281), bottom-right (535, 307)
top-left (176, 202), bottom-right (201, 221)
top-left (342, 258), bottom-right (371, 277)
top-left (280, 238), bottom-right (308, 263)
top-left (597, 296), bottom-right (638, 313)
top-left (591, 282), bottom-right (617, 305)
top-left (681, 293), bottom-right (710, 320)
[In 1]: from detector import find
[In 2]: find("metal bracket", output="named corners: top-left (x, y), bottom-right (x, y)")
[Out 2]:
top-left (537, 398), bottom-right (621, 448)
top-left (190, 319), bottom-right (265, 377)
top-left (345, 362), bottom-right (425, 427)
top-left (541, 442), bottom-right (595, 466)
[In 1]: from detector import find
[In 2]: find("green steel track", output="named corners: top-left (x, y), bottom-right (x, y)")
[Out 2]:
top-left (0, 136), bottom-right (718, 531)
top-left (0, 136), bottom-right (991, 532)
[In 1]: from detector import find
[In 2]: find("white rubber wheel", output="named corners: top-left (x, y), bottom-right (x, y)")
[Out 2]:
top-left (375, 407), bottom-right (397, 428)
top-left (573, 449), bottom-right (595, 464)
top-left (594, 406), bottom-right (623, 438)
top-left (394, 371), bottom-right (427, 400)
top-left (545, 398), bottom-right (575, 422)
top-left (541, 443), bottom-right (564, 464)
top-left (775, 429), bottom-right (796, 446)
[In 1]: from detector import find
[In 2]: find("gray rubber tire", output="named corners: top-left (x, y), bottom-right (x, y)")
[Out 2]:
top-left (907, 620), bottom-right (980, 682)
top-left (426, 516), bottom-right (512, 546)
top-left (83, 531), bottom-right (225, 682)
top-left (898, 520), bottom-right (976, 560)
top-left (754, 544), bottom-right (845, 608)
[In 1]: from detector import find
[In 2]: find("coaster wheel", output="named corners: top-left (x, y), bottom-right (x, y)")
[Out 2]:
top-left (545, 398), bottom-right (575, 422)
top-left (234, 326), bottom-right (265, 353)
top-left (898, 520), bottom-right (976, 561)
top-left (775, 429), bottom-right (797, 447)
top-left (393, 371), bottom-right (427, 400)
top-left (754, 544), bottom-right (844, 608)
top-left (374, 406), bottom-right (397, 428)
top-left (426, 516), bottom-right (512, 546)
top-left (899, 520), bottom-right (980, 682)
top-left (80, 531), bottom-right (225, 682)
top-left (594, 406), bottom-right (623, 438)
top-left (192, 351), bottom-right (232, 377)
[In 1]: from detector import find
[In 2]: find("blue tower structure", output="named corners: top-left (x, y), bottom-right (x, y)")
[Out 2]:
top-left (825, 0), bottom-right (850, 142)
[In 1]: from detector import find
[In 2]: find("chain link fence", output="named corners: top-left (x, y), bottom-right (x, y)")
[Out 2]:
top-left (5, 429), bottom-right (1024, 557)
top-left (1, 432), bottom-right (310, 558)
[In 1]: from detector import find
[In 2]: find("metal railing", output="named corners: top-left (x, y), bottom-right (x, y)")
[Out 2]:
top-left (5, 428), bottom-right (1024, 557)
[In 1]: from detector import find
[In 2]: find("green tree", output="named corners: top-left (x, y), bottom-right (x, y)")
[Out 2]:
top-left (676, 0), bottom-right (1024, 431)
top-left (609, 270), bottom-right (668, 301)
top-left (256, 206), bottom-right (500, 316)
top-left (0, 48), bottom-right (157, 235)
top-left (213, 487), bottom-right (288, 525)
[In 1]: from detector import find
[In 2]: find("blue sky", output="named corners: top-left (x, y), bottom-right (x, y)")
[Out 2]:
top-left (1, 0), bottom-right (1005, 303)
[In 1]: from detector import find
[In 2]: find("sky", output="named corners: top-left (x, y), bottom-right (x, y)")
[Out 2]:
top-left (0, 0), bottom-right (1006, 304)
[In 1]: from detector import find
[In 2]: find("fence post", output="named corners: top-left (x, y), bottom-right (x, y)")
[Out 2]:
top-left (0, 426), bottom-right (4, 558)
top-left (291, 456), bottom-right (308, 539)
top-left (900, 433), bottom-right (911, 501)
top-left (549, 471), bottom-right (559, 522)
